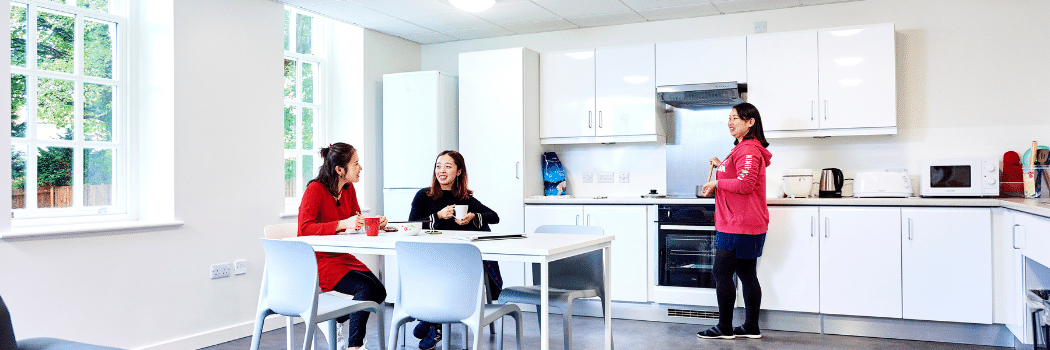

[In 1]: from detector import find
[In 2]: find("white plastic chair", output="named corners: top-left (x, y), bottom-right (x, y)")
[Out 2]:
top-left (496, 225), bottom-right (611, 350)
top-left (388, 241), bottom-right (523, 350)
top-left (250, 239), bottom-right (385, 350)
top-left (263, 223), bottom-right (303, 350)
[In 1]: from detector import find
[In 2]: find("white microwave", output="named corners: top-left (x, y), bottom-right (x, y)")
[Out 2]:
top-left (919, 158), bottom-right (999, 197)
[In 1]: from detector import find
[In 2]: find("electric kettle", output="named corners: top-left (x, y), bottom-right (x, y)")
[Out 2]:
top-left (819, 168), bottom-right (844, 198)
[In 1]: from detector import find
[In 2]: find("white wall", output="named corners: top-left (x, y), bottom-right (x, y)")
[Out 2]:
top-left (361, 31), bottom-right (421, 216)
top-left (421, 0), bottom-right (1050, 197)
top-left (1, 0), bottom-right (286, 349)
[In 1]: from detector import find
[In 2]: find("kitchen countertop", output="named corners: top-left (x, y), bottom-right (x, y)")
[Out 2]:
top-left (524, 196), bottom-right (1050, 218)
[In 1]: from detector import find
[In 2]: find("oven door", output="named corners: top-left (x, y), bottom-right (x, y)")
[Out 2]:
top-left (652, 224), bottom-right (724, 306)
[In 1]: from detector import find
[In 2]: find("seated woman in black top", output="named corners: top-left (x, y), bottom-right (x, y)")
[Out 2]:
top-left (407, 150), bottom-right (501, 350)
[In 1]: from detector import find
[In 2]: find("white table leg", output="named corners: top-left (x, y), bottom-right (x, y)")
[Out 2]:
top-left (604, 245), bottom-right (613, 350)
top-left (541, 260), bottom-right (550, 350)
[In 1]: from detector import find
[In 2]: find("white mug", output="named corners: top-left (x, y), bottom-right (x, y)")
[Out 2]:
top-left (455, 204), bottom-right (469, 220)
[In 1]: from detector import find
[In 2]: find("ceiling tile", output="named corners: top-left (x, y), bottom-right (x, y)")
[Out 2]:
top-left (402, 11), bottom-right (494, 32)
top-left (620, 0), bottom-right (710, 11)
top-left (445, 26), bottom-right (516, 40)
top-left (348, 0), bottom-right (458, 18)
top-left (301, 1), bottom-right (395, 25)
top-left (530, 0), bottom-right (634, 18)
top-left (363, 19), bottom-right (433, 37)
top-left (637, 3), bottom-right (720, 21)
top-left (403, 32), bottom-right (458, 44)
top-left (566, 11), bottom-right (648, 28)
top-left (712, 0), bottom-right (802, 14)
top-left (503, 19), bottom-right (580, 34)
top-left (471, 1), bottom-right (560, 25)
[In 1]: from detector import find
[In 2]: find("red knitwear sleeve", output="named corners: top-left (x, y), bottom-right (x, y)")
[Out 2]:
top-left (718, 146), bottom-right (766, 195)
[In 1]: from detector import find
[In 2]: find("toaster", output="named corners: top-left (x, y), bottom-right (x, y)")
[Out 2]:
top-left (853, 171), bottom-right (913, 198)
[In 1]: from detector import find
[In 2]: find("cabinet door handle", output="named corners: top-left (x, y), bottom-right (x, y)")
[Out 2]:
top-left (824, 100), bottom-right (828, 120)
top-left (811, 101), bottom-right (815, 121)
top-left (908, 218), bottom-right (913, 240)
top-left (588, 111), bottom-right (593, 128)
top-left (1014, 224), bottom-right (1026, 249)
top-left (598, 111), bottom-right (603, 128)
top-left (515, 162), bottom-right (520, 179)
top-left (824, 217), bottom-right (829, 238)
top-left (576, 215), bottom-right (580, 226)
top-left (810, 216), bottom-right (816, 237)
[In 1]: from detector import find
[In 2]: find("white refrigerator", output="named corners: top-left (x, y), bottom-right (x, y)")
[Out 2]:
top-left (381, 71), bottom-right (458, 222)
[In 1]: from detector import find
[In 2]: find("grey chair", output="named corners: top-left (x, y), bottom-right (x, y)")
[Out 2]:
top-left (496, 225), bottom-right (612, 350)
top-left (0, 294), bottom-right (125, 350)
top-left (388, 241), bottom-right (523, 350)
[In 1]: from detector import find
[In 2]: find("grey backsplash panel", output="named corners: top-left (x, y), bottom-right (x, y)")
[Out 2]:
top-left (665, 106), bottom-right (736, 197)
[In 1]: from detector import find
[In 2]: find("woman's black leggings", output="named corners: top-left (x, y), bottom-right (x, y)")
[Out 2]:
top-left (332, 270), bottom-right (387, 347)
top-left (713, 247), bottom-right (762, 330)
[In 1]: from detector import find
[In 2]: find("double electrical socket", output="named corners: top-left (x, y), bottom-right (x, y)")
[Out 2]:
top-left (211, 260), bottom-right (248, 279)
top-left (582, 172), bottom-right (629, 183)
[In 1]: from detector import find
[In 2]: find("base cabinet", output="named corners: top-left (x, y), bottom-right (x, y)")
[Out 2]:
top-left (524, 205), bottom-right (649, 302)
top-left (901, 208), bottom-right (992, 323)
top-left (818, 207), bottom-right (903, 318)
top-left (760, 206), bottom-right (820, 313)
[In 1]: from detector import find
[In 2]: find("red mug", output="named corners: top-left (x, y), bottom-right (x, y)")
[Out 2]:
top-left (363, 217), bottom-right (381, 236)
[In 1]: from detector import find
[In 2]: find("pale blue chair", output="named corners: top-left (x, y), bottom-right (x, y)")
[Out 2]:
top-left (497, 225), bottom-right (611, 350)
top-left (388, 241), bottom-right (523, 350)
top-left (251, 239), bottom-right (385, 350)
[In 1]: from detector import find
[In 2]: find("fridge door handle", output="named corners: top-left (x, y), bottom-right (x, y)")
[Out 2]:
top-left (515, 162), bottom-right (521, 179)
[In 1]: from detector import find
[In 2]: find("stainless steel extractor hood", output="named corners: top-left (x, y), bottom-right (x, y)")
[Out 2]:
top-left (657, 82), bottom-right (747, 108)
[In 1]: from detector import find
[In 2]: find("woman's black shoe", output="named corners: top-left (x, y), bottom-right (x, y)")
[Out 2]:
top-left (696, 325), bottom-right (735, 339)
top-left (732, 325), bottom-right (762, 339)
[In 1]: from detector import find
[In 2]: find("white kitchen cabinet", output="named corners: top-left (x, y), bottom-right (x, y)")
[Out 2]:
top-left (459, 47), bottom-right (543, 288)
top-left (524, 205), bottom-right (650, 302)
top-left (540, 45), bottom-right (661, 144)
top-left (819, 206), bottom-right (902, 318)
top-left (901, 208), bottom-right (992, 323)
top-left (747, 23), bottom-right (896, 138)
top-left (759, 206), bottom-right (820, 313)
top-left (999, 210), bottom-right (1029, 343)
top-left (655, 36), bottom-right (747, 87)
top-left (1018, 210), bottom-right (1050, 268)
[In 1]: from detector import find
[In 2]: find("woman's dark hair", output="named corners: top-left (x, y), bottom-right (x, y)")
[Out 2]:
top-left (312, 142), bottom-right (356, 197)
top-left (427, 150), bottom-right (473, 201)
top-left (733, 102), bottom-right (769, 148)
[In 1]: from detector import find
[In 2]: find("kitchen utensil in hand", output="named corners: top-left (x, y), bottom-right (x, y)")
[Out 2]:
top-left (706, 164), bottom-right (716, 182)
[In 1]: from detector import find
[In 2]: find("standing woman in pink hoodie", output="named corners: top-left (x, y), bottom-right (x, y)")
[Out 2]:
top-left (697, 102), bottom-right (772, 340)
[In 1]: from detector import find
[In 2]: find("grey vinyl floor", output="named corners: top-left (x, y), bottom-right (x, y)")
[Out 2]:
top-left (204, 308), bottom-right (1009, 350)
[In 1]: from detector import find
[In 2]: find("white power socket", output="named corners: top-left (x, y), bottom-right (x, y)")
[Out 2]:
top-left (597, 172), bottom-right (614, 183)
top-left (618, 172), bottom-right (629, 183)
top-left (234, 260), bottom-right (247, 275)
top-left (582, 172), bottom-right (594, 183)
top-left (210, 263), bottom-right (231, 279)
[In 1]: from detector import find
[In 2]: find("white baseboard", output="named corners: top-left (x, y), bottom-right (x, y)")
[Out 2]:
top-left (134, 317), bottom-right (303, 350)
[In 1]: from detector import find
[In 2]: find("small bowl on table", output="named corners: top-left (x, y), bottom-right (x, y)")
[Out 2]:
top-left (393, 222), bottom-right (423, 236)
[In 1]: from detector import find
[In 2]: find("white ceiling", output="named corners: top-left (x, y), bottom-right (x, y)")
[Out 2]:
top-left (280, 0), bottom-right (860, 44)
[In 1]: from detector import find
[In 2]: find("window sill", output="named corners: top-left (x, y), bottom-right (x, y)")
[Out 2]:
top-left (1, 220), bottom-right (185, 240)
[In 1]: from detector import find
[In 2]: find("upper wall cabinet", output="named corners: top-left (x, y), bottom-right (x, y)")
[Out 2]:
top-left (748, 23), bottom-right (896, 138)
top-left (540, 44), bottom-right (663, 144)
top-left (655, 36), bottom-right (747, 86)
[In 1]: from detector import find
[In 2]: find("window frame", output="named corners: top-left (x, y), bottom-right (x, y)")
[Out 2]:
top-left (283, 7), bottom-right (326, 214)
top-left (10, 0), bottom-right (130, 225)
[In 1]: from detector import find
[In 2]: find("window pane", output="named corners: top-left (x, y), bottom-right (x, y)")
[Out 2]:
top-left (84, 19), bottom-right (114, 79)
top-left (11, 4), bottom-right (27, 68)
top-left (284, 106), bottom-right (296, 149)
top-left (37, 10), bottom-right (75, 74)
top-left (301, 154), bottom-right (313, 192)
top-left (295, 13), bottom-right (312, 54)
top-left (83, 83), bottom-right (113, 141)
top-left (11, 74), bottom-right (26, 138)
top-left (37, 77), bottom-right (74, 140)
top-left (83, 148), bottom-right (112, 206)
top-left (302, 107), bottom-right (314, 150)
top-left (284, 59), bottom-right (296, 100)
top-left (37, 146), bottom-right (73, 208)
top-left (77, 0), bottom-right (109, 12)
top-left (284, 156), bottom-right (295, 198)
top-left (302, 61), bottom-right (314, 103)
top-left (283, 10), bottom-right (290, 51)
top-left (12, 146), bottom-right (26, 209)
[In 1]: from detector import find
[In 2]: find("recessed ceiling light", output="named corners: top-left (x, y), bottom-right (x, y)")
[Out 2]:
top-left (450, 0), bottom-right (495, 12)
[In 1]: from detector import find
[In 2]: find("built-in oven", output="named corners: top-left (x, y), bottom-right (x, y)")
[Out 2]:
top-left (651, 204), bottom-right (724, 306)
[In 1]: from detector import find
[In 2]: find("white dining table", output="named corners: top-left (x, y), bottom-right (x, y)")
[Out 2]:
top-left (285, 230), bottom-right (614, 350)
